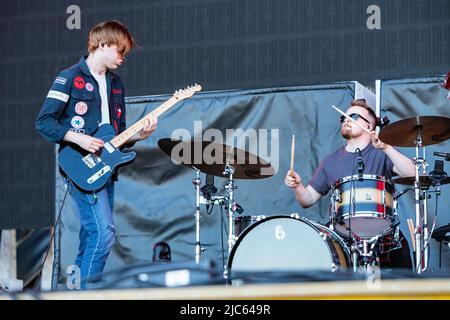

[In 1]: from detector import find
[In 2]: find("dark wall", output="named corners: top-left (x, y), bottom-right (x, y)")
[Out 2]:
top-left (1, 0), bottom-right (449, 227)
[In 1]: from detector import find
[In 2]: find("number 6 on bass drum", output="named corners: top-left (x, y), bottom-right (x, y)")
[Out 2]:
top-left (227, 215), bottom-right (350, 275)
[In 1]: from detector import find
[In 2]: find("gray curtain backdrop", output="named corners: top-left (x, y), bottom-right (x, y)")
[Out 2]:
top-left (54, 83), bottom-right (356, 286)
top-left (381, 76), bottom-right (450, 272)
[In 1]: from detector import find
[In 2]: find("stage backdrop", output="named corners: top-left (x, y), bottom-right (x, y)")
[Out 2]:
top-left (380, 76), bottom-right (450, 272)
top-left (2, 0), bottom-right (449, 229)
top-left (54, 82), bottom-right (365, 287)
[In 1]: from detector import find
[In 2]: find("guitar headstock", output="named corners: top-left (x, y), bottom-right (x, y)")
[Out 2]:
top-left (173, 84), bottom-right (202, 100)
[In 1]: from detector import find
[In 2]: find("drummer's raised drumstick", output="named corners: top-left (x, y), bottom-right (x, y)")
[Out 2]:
top-left (290, 135), bottom-right (295, 177)
top-left (407, 218), bottom-right (416, 252)
top-left (331, 105), bottom-right (375, 137)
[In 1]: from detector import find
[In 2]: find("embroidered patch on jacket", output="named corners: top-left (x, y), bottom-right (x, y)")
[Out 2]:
top-left (54, 77), bottom-right (67, 86)
top-left (112, 88), bottom-right (122, 95)
top-left (71, 116), bottom-right (85, 129)
top-left (47, 90), bottom-right (69, 102)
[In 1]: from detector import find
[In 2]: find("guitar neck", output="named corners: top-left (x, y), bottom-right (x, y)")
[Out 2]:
top-left (110, 96), bottom-right (178, 148)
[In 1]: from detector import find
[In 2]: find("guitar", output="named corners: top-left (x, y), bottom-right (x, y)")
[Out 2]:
top-left (58, 84), bottom-right (201, 192)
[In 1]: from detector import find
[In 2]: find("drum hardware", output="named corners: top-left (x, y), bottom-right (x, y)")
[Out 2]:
top-left (158, 138), bottom-right (274, 267)
top-left (350, 236), bottom-right (382, 270)
top-left (192, 168), bottom-right (205, 264)
top-left (380, 115), bottom-right (450, 274)
top-left (290, 213), bottom-right (300, 219)
top-left (223, 163), bottom-right (238, 255)
top-left (432, 224), bottom-right (450, 269)
top-left (434, 151), bottom-right (450, 161)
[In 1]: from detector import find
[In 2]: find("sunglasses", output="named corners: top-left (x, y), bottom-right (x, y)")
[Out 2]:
top-left (340, 113), bottom-right (371, 125)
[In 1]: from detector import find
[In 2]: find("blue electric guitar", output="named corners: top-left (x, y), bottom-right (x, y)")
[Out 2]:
top-left (58, 84), bottom-right (201, 192)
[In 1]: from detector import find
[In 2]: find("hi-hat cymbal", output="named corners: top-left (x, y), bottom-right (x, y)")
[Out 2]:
top-left (379, 116), bottom-right (450, 147)
top-left (158, 138), bottom-right (275, 179)
top-left (393, 175), bottom-right (450, 187)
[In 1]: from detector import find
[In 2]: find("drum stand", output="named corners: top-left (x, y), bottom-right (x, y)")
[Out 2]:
top-left (223, 164), bottom-right (238, 255)
top-left (421, 187), bottom-right (430, 272)
top-left (412, 131), bottom-right (428, 274)
top-left (192, 168), bottom-right (203, 264)
top-left (191, 164), bottom-right (238, 269)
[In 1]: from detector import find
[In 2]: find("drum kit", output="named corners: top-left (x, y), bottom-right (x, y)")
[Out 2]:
top-left (158, 115), bottom-right (450, 277)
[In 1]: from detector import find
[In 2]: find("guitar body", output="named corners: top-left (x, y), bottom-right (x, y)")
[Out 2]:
top-left (58, 84), bottom-right (201, 192)
top-left (58, 124), bottom-right (136, 192)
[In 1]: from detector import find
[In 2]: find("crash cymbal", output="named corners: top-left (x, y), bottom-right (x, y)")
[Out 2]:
top-left (158, 138), bottom-right (275, 179)
top-left (379, 116), bottom-right (450, 147)
top-left (393, 175), bottom-right (450, 187)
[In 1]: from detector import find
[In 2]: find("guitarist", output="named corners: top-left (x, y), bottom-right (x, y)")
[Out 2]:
top-left (35, 21), bottom-right (157, 289)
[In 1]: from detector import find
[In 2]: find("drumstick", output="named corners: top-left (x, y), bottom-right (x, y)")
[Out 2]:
top-left (331, 105), bottom-right (375, 137)
top-left (407, 218), bottom-right (416, 252)
top-left (290, 135), bottom-right (295, 177)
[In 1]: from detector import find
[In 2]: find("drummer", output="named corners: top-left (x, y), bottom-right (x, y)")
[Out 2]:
top-left (284, 99), bottom-right (415, 268)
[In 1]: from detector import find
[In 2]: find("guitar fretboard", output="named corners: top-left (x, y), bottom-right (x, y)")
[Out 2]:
top-left (110, 96), bottom-right (178, 148)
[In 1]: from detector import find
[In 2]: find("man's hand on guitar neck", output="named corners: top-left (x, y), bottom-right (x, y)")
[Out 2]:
top-left (63, 130), bottom-right (105, 153)
top-left (128, 114), bottom-right (158, 143)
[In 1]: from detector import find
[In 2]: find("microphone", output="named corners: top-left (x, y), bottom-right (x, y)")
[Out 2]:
top-left (201, 174), bottom-right (217, 211)
top-left (356, 148), bottom-right (364, 181)
top-left (434, 151), bottom-right (450, 161)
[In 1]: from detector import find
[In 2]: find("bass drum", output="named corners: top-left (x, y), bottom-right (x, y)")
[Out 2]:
top-left (228, 215), bottom-right (350, 273)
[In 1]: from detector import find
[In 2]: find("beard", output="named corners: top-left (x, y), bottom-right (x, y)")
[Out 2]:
top-left (341, 126), bottom-right (351, 140)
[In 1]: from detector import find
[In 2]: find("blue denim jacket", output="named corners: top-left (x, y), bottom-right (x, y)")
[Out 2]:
top-left (35, 56), bottom-right (127, 145)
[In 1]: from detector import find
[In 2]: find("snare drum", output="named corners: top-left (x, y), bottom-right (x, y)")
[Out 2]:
top-left (228, 215), bottom-right (350, 273)
top-left (330, 174), bottom-right (395, 239)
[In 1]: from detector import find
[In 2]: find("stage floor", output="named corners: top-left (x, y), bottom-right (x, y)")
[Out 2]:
top-left (3, 278), bottom-right (450, 300)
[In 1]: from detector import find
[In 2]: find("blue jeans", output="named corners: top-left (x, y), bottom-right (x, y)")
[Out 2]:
top-left (68, 179), bottom-right (115, 289)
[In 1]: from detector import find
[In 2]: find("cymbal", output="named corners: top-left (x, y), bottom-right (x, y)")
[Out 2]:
top-left (393, 175), bottom-right (450, 187)
top-left (379, 116), bottom-right (450, 147)
top-left (157, 138), bottom-right (275, 179)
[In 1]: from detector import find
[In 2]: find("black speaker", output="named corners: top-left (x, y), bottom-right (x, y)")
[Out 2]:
top-left (86, 260), bottom-right (224, 290)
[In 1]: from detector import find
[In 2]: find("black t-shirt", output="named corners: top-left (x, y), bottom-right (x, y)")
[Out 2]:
top-left (309, 143), bottom-right (395, 195)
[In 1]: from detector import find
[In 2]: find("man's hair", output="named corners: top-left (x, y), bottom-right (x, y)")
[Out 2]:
top-left (350, 99), bottom-right (377, 129)
top-left (87, 20), bottom-right (136, 56)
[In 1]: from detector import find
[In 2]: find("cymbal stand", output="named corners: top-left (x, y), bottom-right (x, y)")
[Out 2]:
top-left (421, 185), bottom-right (430, 272)
top-left (192, 168), bottom-right (202, 264)
top-left (412, 128), bottom-right (428, 273)
top-left (223, 164), bottom-right (237, 255)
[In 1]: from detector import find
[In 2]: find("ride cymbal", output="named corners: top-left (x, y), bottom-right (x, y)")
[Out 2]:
top-left (158, 138), bottom-right (275, 179)
top-left (393, 175), bottom-right (450, 187)
top-left (379, 116), bottom-right (450, 147)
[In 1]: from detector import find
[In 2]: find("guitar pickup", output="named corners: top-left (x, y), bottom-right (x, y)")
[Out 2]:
top-left (82, 154), bottom-right (102, 169)
top-left (87, 165), bottom-right (111, 184)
